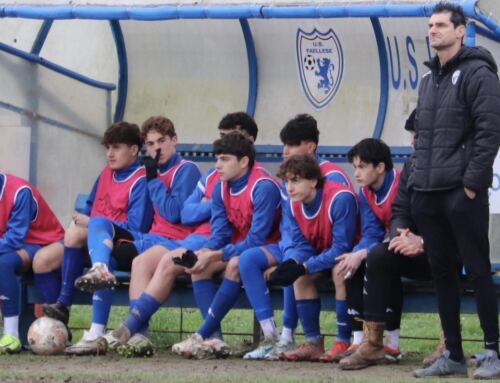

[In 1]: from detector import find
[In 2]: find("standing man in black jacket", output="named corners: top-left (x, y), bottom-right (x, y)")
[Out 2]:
top-left (411, 2), bottom-right (500, 379)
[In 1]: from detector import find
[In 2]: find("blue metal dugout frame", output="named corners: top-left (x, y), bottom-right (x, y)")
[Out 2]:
top-left (1, 0), bottom-right (500, 164)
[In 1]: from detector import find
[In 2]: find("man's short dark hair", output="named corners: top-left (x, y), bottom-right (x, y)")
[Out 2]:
top-left (433, 2), bottom-right (467, 28)
top-left (213, 131), bottom-right (256, 168)
top-left (102, 121), bottom-right (142, 148)
top-left (218, 112), bottom-right (258, 140)
top-left (347, 138), bottom-right (393, 172)
top-left (277, 155), bottom-right (325, 189)
top-left (280, 114), bottom-right (319, 146)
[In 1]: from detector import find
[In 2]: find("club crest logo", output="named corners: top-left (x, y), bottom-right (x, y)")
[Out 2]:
top-left (296, 28), bottom-right (344, 109)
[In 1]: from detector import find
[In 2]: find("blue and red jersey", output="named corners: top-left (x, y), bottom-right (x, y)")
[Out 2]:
top-left (0, 173), bottom-right (64, 251)
top-left (283, 181), bottom-right (358, 273)
top-left (148, 154), bottom-right (201, 240)
top-left (204, 165), bottom-right (282, 261)
top-left (354, 168), bottom-right (401, 252)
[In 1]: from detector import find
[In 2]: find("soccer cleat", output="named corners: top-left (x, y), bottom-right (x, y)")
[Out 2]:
top-left (244, 339), bottom-right (276, 360)
top-left (116, 333), bottom-right (155, 358)
top-left (64, 330), bottom-right (107, 356)
top-left (384, 345), bottom-right (402, 362)
top-left (282, 337), bottom-right (325, 362)
top-left (0, 334), bottom-right (21, 354)
top-left (100, 324), bottom-right (131, 352)
top-left (74, 263), bottom-right (118, 293)
top-left (264, 339), bottom-right (296, 361)
top-left (473, 350), bottom-right (500, 380)
top-left (172, 333), bottom-right (204, 358)
top-left (42, 302), bottom-right (70, 325)
top-left (319, 340), bottom-right (350, 363)
top-left (336, 343), bottom-right (359, 361)
top-left (198, 337), bottom-right (231, 359)
top-left (413, 350), bottom-right (467, 378)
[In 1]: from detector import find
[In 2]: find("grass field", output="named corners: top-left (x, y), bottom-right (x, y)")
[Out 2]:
top-left (0, 307), bottom-right (495, 382)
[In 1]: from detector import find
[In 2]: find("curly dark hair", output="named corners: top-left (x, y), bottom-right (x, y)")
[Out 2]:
top-left (141, 116), bottom-right (176, 140)
top-left (101, 121), bottom-right (141, 148)
top-left (213, 131), bottom-right (256, 169)
top-left (277, 154), bottom-right (325, 189)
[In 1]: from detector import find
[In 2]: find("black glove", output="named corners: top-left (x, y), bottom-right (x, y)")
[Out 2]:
top-left (172, 250), bottom-right (198, 269)
top-left (268, 259), bottom-right (306, 286)
top-left (142, 148), bottom-right (161, 181)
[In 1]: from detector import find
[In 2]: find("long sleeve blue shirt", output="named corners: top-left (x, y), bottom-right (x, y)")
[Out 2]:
top-left (204, 168), bottom-right (281, 261)
top-left (282, 187), bottom-right (358, 274)
top-left (0, 174), bottom-right (38, 254)
top-left (148, 154), bottom-right (201, 226)
top-left (180, 168), bottom-right (215, 226)
top-left (85, 160), bottom-right (153, 233)
top-left (353, 170), bottom-right (395, 253)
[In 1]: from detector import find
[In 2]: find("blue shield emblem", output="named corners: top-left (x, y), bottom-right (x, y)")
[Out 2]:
top-left (296, 28), bottom-right (344, 109)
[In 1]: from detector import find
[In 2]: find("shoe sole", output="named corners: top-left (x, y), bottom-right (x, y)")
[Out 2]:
top-left (75, 277), bottom-right (118, 293)
top-left (42, 306), bottom-right (69, 325)
top-left (117, 345), bottom-right (155, 358)
top-left (64, 347), bottom-right (106, 356)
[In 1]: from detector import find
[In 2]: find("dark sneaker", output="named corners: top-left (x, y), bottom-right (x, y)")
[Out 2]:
top-left (413, 350), bottom-right (468, 378)
top-left (74, 263), bottom-right (117, 293)
top-left (473, 350), bottom-right (500, 380)
top-left (42, 303), bottom-right (70, 325)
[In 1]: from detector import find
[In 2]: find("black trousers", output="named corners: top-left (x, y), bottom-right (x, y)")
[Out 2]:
top-left (346, 256), bottom-right (410, 332)
top-left (362, 242), bottom-right (432, 323)
top-left (411, 187), bottom-right (499, 357)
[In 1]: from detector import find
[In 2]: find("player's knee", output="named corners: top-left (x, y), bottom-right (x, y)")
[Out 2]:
top-left (64, 225), bottom-right (86, 247)
top-left (332, 266), bottom-right (345, 286)
top-left (225, 258), bottom-right (240, 280)
top-left (157, 256), bottom-right (179, 279)
top-left (238, 251), bottom-right (253, 274)
top-left (88, 216), bottom-right (111, 232)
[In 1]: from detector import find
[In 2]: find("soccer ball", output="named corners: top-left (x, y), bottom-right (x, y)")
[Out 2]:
top-left (304, 55), bottom-right (316, 71)
top-left (28, 317), bottom-right (68, 355)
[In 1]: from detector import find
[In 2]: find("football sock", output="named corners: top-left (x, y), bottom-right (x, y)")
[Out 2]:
top-left (335, 299), bottom-right (351, 343)
top-left (239, 248), bottom-right (273, 321)
top-left (34, 271), bottom-right (61, 304)
top-left (124, 293), bottom-right (161, 335)
top-left (58, 246), bottom-right (84, 307)
top-left (0, 251), bottom-right (23, 317)
top-left (198, 279), bottom-right (240, 339)
top-left (297, 299), bottom-right (321, 341)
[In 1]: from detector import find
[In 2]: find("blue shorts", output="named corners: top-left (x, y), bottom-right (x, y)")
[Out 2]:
top-left (262, 243), bottom-right (283, 263)
top-left (177, 234), bottom-right (209, 252)
top-left (24, 243), bottom-right (43, 261)
top-left (132, 233), bottom-right (181, 254)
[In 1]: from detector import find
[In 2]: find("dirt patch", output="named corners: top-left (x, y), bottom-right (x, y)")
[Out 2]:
top-left (0, 350), bottom-right (472, 383)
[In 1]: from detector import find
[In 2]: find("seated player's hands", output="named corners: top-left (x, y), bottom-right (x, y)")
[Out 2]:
top-left (142, 148), bottom-right (161, 181)
top-left (72, 213), bottom-right (90, 228)
top-left (268, 259), bottom-right (306, 286)
top-left (335, 249), bottom-right (366, 279)
top-left (186, 249), bottom-right (222, 275)
top-left (172, 250), bottom-right (198, 269)
top-left (388, 228), bottom-right (424, 257)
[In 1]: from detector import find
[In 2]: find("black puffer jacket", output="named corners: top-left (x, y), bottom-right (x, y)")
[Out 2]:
top-left (414, 46), bottom-right (500, 192)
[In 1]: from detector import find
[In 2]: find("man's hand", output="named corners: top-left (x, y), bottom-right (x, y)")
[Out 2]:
top-left (172, 250), bottom-right (198, 269)
top-left (268, 259), bottom-right (306, 286)
top-left (388, 228), bottom-right (424, 257)
top-left (335, 249), bottom-right (366, 279)
top-left (72, 213), bottom-right (90, 228)
top-left (142, 148), bottom-right (161, 181)
top-left (464, 187), bottom-right (476, 200)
